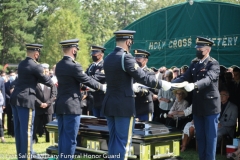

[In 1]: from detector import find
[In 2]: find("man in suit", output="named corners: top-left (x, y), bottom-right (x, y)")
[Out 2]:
top-left (102, 30), bottom-right (172, 160)
top-left (134, 49), bottom-right (154, 121)
top-left (10, 44), bottom-right (56, 159)
top-left (55, 39), bottom-right (106, 160)
top-left (217, 89), bottom-right (238, 144)
top-left (173, 37), bottom-right (220, 160)
top-left (33, 63), bottom-right (57, 143)
top-left (85, 45), bottom-right (106, 118)
top-left (4, 70), bottom-right (16, 137)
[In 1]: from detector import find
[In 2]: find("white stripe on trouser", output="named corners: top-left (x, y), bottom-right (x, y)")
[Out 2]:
top-left (27, 109), bottom-right (33, 160)
top-left (148, 113), bottom-right (152, 121)
top-left (124, 117), bottom-right (134, 160)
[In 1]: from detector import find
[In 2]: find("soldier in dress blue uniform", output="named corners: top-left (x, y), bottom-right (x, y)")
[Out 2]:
top-left (134, 49), bottom-right (154, 121)
top-left (55, 39), bottom-right (106, 160)
top-left (173, 37), bottom-right (220, 160)
top-left (102, 30), bottom-right (172, 160)
top-left (10, 44), bottom-right (56, 159)
top-left (85, 45), bottom-right (106, 118)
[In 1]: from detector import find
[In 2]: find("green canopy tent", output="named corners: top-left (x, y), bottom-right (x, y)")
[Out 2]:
top-left (104, 1), bottom-right (240, 69)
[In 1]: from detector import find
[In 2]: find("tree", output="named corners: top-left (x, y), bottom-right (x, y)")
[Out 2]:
top-left (80, 0), bottom-right (117, 46)
top-left (0, 0), bottom-right (40, 65)
top-left (79, 0), bottom-right (188, 46)
top-left (1, 0), bottom-right (239, 66)
top-left (42, 8), bottom-right (90, 69)
top-left (140, 0), bottom-right (186, 16)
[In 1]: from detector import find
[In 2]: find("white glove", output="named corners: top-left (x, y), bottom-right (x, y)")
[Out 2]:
top-left (101, 84), bottom-right (107, 92)
top-left (184, 83), bottom-right (194, 92)
top-left (161, 80), bottom-right (171, 91)
top-left (163, 113), bottom-right (167, 118)
top-left (51, 76), bottom-right (58, 84)
top-left (133, 83), bottom-right (140, 93)
top-left (86, 87), bottom-right (95, 92)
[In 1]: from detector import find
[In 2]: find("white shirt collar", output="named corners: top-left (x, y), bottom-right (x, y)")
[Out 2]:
top-left (199, 56), bottom-right (209, 63)
top-left (141, 65), bottom-right (147, 69)
top-left (93, 59), bottom-right (103, 66)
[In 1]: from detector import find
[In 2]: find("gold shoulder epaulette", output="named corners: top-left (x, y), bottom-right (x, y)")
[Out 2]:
top-left (148, 68), bottom-right (154, 72)
top-left (192, 58), bottom-right (199, 62)
top-left (209, 57), bottom-right (216, 62)
top-left (143, 67), bottom-right (153, 72)
top-left (33, 60), bottom-right (39, 64)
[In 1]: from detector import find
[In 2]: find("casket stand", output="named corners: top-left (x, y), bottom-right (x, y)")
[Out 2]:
top-left (46, 115), bottom-right (182, 160)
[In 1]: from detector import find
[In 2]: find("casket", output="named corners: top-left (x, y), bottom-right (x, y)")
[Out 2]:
top-left (46, 115), bottom-right (182, 160)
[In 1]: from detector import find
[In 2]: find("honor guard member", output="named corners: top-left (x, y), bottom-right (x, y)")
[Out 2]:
top-left (55, 39), bottom-right (106, 160)
top-left (85, 45), bottom-right (106, 118)
top-left (134, 49), bottom-right (154, 121)
top-left (102, 30), bottom-right (172, 160)
top-left (10, 44), bottom-right (56, 159)
top-left (173, 37), bottom-right (220, 160)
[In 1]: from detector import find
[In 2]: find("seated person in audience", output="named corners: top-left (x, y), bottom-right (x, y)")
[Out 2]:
top-left (175, 89), bottom-right (238, 152)
top-left (168, 88), bottom-right (188, 118)
top-left (158, 70), bottom-right (175, 124)
top-left (217, 89), bottom-right (238, 145)
top-left (171, 105), bottom-right (193, 152)
top-left (181, 120), bottom-right (195, 152)
top-left (166, 88), bottom-right (188, 128)
top-left (230, 144), bottom-right (240, 159)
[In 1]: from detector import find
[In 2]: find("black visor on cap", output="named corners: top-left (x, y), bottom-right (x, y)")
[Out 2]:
top-left (114, 30), bottom-right (136, 41)
top-left (26, 44), bottom-right (43, 52)
top-left (195, 36), bottom-right (214, 48)
top-left (60, 39), bottom-right (79, 50)
top-left (90, 45), bottom-right (105, 54)
top-left (91, 50), bottom-right (103, 55)
top-left (135, 54), bottom-right (147, 58)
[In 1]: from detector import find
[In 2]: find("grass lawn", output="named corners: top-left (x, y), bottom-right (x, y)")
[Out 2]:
top-left (0, 130), bottom-right (228, 160)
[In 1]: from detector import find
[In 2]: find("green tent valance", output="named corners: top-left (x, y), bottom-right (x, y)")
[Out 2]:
top-left (104, 1), bottom-right (240, 69)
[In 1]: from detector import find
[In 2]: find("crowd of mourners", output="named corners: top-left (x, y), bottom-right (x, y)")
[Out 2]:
top-left (0, 59), bottom-right (240, 158)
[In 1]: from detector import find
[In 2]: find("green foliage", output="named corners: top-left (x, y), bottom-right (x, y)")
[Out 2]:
top-left (0, 0), bottom-right (38, 65)
top-left (80, 0), bottom-right (188, 47)
top-left (80, 0), bottom-right (117, 46)
top-left (42, 8), bottom-right (90, 69)
top-left (0, 0), bottom-right (240, 66)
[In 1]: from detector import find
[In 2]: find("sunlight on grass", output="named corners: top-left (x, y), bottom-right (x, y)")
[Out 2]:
top-left (0, 131), bottom-right (101, 160)
top-left (0, 131), bottom-right (50, 160)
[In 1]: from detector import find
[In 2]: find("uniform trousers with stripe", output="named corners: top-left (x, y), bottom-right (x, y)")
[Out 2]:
top-left (193, 113), bottom-right (219, 160)
top-left (106, 116), bottom-right (135, 160)
top-left (57, 114), bottom-right (80, 160)
top-left (12, 105), bottom-right (35, 160)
